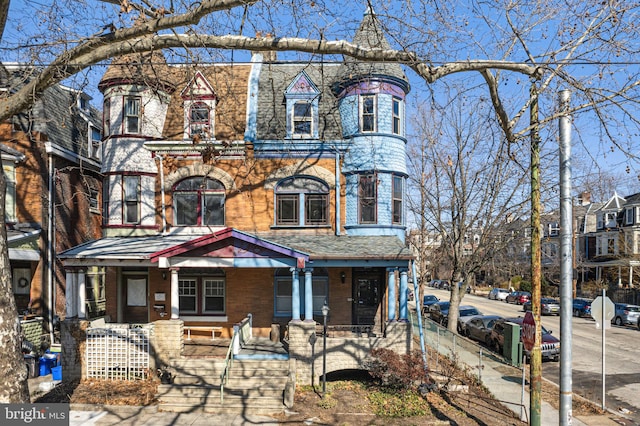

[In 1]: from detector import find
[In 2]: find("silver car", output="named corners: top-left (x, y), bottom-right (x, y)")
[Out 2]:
top-left (612, 303), bottom-right (640, 326)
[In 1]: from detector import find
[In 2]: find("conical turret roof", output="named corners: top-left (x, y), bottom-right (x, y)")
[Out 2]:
top-left (98, 48), bottom-right (175, 93)
top-left (335, 8), bottom-right (409, 93)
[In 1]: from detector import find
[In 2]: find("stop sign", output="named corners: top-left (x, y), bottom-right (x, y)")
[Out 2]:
top-left (522, 311), bottom-right (536, 352)
top-left (591, 295), bottom-right (615, 328)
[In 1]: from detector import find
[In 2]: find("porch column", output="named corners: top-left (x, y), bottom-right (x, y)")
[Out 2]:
top-left (170, 268), bottom-right (179, 319)
top-left (618, 265), bottom-right (622, 288)
top-left (65, 270), bottom-right (77, 318)
top-left (387, 268), bottom-right (396, 321)
top-left (304, 268), bottom-right (314, 322)
top-left (291, 268), bottom-right (301, 321)
top-left (630, 266), bottom-right (634, 288)
top-left (78, 269), bottom-right (86, 319)
top-left (399, 268), bottom-right (408, 321)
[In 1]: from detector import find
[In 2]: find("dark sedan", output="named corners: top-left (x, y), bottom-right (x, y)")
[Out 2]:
top-left (465, 315), bottom-right (503, 346)
top-left (429, 301), bottom-right (451, 325)
top-left (523, 297), bottom-right (560, 315)
top-left (421, 294), bottom-right (440, 315)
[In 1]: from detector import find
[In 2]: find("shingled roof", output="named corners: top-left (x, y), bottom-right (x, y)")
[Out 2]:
top-left (98, 49), bottom-right (175, 93)
top-left (334, 8), bottom-right (410, 94)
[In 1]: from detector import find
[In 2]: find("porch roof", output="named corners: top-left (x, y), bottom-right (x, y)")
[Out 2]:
top-left (59, 228), bottom-right (412, 268)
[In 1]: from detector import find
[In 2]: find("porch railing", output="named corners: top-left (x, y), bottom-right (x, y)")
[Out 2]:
top-left (220, 313), bottom-right (252, 404)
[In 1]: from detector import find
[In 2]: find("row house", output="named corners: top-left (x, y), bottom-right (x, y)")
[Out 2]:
top-left (579, 191), bottom-right (640, 288)
top-left (0, 64), bottom-right (103, 345)
top-left (59, 10), bottom-right (415, 383)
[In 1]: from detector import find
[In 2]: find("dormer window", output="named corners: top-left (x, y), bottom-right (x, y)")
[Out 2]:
top-left (189, 102), bottom-right (211, 138)
top-left (360, 94), bottom-right (376, 132)
top-left (181, 71), bottom-right (217, 141)
top-left (292, 101), bottom-right (312, 136)
top-left (285, 71), bottom-right (319, 139)
top-left (124, 97), bottom-right (140, 134)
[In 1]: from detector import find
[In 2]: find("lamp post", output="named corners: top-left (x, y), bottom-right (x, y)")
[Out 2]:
top-left (321, 300), bottom-right (330, 398)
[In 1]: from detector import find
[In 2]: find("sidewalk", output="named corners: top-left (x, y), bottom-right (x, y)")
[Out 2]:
top-left (68, 405), bottom-right (280, 426)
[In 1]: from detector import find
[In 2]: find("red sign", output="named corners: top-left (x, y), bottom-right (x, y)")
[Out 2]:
top-left (522, 311), bottom-right (536, 352)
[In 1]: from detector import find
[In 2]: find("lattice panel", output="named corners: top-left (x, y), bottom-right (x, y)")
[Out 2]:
top-left (86, 325), bottom-right (150, 380)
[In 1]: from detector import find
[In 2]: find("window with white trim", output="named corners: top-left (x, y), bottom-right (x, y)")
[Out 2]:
top-left (3, 161), bottom-right (16, 223)
top-left (124, 97), bottom-right (140, 134)
top-left (189, 102), bottom-right (211, 139)
top-left (178, 270), bottom-right (226, 315)
top-left (392, 96), bottom-right (402, 135)
top-left (360, 94), bottom-right (376, 132)
top-left (292, 101), bottom-right (313, 136)
top-left (90, 126), bottom-right (101, 160)
top-left (625, 207), bottom-right (634, 225)
top-left (274, 268), bottom-right (328, 317)
top-left (173, 177), bottom-right (225, 226)
top-left (275, 177), bottom-right (329, 226)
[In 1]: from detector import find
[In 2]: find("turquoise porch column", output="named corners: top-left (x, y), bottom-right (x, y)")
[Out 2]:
top-left (387, 268), bottom-right (396, 321)
top-left (291, 268), bottom-right (301, 321)
top-left (399, 268), bottom-right (408, 321)
top-left (304, 268), bottom-right (314, 321)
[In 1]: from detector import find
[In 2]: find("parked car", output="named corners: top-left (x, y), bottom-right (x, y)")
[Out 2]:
top-left (490, 317), bottom-right (560, 361)
top-left (488, 288), bottom-right (510, 301)
top-left (465, 315), bottom-right (504, 346)
top-left (572, 298), bottom-right (592, 317)
top-left (454, 306), bottom-right (483, 333)
top-left (505, 291), bottom-right (531, 305)
top-left (523, 298), bottom-right (560, 315)
top-left (429, 301), bottom-right (451, 324)
top-left (421, 294), bottom-right (440, 315)
top-left (611, 303), bottom-right (640, 326)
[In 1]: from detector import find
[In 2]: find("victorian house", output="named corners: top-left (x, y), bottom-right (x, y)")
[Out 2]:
top-left (59, 9), bottom-right (415, 395)
top-left (1, 64), bottom-right (103, 345)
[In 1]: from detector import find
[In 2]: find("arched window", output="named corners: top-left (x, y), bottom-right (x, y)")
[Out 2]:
top-left (173, 177), bottom-right (225, 226)
top-left (274, 268), bottom-right (328, 317)
top-left (275, 176), bottom-right (329, 226)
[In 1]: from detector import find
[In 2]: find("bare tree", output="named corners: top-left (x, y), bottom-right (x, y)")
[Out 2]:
top-left (1, 0), bottom-right (640, 403)
top-left (407, 86), bottom-right (530, 332)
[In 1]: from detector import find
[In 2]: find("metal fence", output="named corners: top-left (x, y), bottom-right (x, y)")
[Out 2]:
top-left (86, 324), bottom-right (152, 380)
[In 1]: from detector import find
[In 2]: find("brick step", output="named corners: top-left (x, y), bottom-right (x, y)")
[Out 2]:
top-left (158, 399), bottom-right (285, 416)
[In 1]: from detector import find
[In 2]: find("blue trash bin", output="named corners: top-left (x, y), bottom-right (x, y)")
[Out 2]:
top-left (39, 356), bottom-right (51, 376)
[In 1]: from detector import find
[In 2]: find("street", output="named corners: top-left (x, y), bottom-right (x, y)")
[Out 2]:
top-left (421, 288), bottom-right (640, 421)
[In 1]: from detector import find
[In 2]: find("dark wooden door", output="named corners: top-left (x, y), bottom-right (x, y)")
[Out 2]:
top-left (353, 269), bottom-right (383, 325)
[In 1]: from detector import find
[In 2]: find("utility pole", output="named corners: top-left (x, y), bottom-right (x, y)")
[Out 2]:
top-left (529, 81), bottom-right (542, 426)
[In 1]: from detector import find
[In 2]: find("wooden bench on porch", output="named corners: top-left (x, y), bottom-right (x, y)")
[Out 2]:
top-left (184, 325), bottom-right (223, 341)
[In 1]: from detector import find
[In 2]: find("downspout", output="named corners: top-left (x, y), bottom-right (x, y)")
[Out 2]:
top-left (335, 149), bottom-right (341, 236)
top-left (47, 154), bottom-right (55, 344)
top-left (158, 154), bottom-right (167, 234)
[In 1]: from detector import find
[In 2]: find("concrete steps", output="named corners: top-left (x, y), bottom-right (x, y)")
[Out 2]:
top-left (157, 358), bottom-right (290, 415)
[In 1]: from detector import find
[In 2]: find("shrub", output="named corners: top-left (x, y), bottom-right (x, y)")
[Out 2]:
top-left (365, 348), bottom-right (427, 390)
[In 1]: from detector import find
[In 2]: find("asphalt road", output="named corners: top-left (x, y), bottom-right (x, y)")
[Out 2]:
top-left (421, 287), bottom-right (640, 422)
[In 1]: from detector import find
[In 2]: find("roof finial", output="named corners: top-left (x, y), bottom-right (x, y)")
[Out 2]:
top-left (365, 4), bottom-right (375, 16)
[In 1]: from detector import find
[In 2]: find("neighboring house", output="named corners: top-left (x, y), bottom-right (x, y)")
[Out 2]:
top-left (578, 191), bottom-right (640, 290)
top-left (59, 9), bottom-right (414, 383)
top-left (0, 64), bottom-right (103, 339)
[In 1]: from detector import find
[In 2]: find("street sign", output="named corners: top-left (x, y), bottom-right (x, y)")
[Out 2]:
top-left (591, 295), bottom-right (614, 329)
top-left (522, 311), bottom-right (535, 352)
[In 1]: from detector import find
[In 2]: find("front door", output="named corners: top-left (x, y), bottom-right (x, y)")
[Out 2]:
top-left (122, 276), bottom-right (148, 323)
top-left (353, 268), bottom-right (384, 326)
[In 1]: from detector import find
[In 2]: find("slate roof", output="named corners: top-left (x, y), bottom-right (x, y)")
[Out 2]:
top-left (99, 49), bottom-right (175, 93)
top-left (334, 8), bottom-right (410, 93)
top-left (255, 63), bottom-right (343, 140)
top-left (2, 64), bottom-right (102, 159)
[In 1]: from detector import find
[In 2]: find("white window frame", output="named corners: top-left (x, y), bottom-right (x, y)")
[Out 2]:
top-left (189, 102), bottom-right (212, 139)
top-left (178, 279), bottom-right (198, 314)
top-left (291, 100), bottom-right (313, 137)
top-left (3, 161), bottom-right (17, 223)
top-left (392, 96), bottom-right (402, 135)
top-left (89, 125), bottom-right (101, 161)
top-left (360, 94), bottom-right (376, 133)
top-left (626, 207), bottom-right (634, 225)
top-left (203, 279), bottom-right (225, 314)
